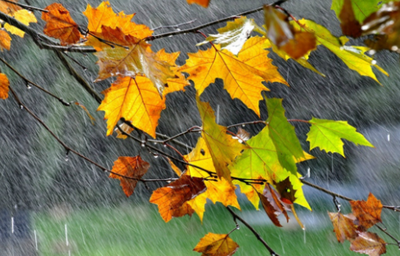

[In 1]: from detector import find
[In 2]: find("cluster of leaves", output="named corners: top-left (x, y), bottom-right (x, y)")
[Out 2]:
top-left (1, 0), bottom-right (400, 255)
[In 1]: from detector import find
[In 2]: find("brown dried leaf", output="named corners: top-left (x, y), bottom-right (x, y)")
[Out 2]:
top-left (193, 233), bottom-right (239, 256)
top-left (339, 0), bottom-right (362, 37)
top-left (328, 212), bottom-right (358, 243)
top-left (109, 156), bottom-right (150, 197)
top-left (150, 175), bottom-right (206, 222)
top-left (274, 176), bottom-right (296, 204)
top-left (350, 193), bottom-right (383, 229)
top-left (42, 3), bottom-right (81, 45)
top-left (350, 232), bottom-right (386, 256)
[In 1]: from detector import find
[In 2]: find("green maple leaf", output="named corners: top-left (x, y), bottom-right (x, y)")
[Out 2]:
top-left (331, 0), bottom-right (392, 23)
top-left (307, 117), bottom-right (374, 157)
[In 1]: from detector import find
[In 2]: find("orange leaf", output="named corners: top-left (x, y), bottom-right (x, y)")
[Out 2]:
top-left (97, 75), bottom-right (166, 138)
top-left (0, 73), bottom-right (10, 99)
top-left (350, 232), bottom-right (386, 256)
top-left (42, 3), bottom-right (81, 45)
top-left (171, 202), bottom-right (195, 218)
top-left (0, 30), bottom-right (11, 51)
top-left (264, 5), bottom-right (316, 59)
top-left (193, 233), bottom-right (239, 256)
top-left (109, 156), bottom-right (150, 197)
top-left (0, 0), bottom-right (21, 15)
top-left (196, 97), bottom-right (245, 181)
top-left (328, 212), bottom-right (358, 243)
top-left (83, 1), bottom-right (153, 51)
top-left (187, 0), bottom-right (210, 8)
top-left (350, 193), bottom-right (383, 229)
top-left (150, 175), bottom-right (206, 222)
top-left (93, 26), bottom-right (176, 95)
top-left (180, 37), bottom-right (287, 117)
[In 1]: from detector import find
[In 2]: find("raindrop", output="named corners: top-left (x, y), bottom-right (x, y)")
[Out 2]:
top-left (387, 133), bottom-right (390, 142)
top-left (279, 235), bottom-right (285, 254)
top-left (307, 167), bottom-right (311, 178)
top-left (65, 155), bottom-right (69, 161)
top-left (65, 224), bottom-right (69, 246)
top-left (216, 105), bottom-right (220, 124)
top-left (368, 49), bottom-right (376, 55)
top-left (242, 124), bottom-right (245, 127)
top-left (303, 225), bottom-right (306, 244)
top-left (154, 154), bottom-right (159, 159)
top-left (238, 139), bottom-right (243, 143)
top-left (391, 45), bottom-right (399, 52)
top-left (83, 67), bottom-right (88, 71)
top-left (361, 25), bottom-right (370, 31)
top-left (168, 35), bottom-right (173, 38)
top-left (34, 230), bottom-right (38, 251)
top-left (176, 28), bottom-right (181, 31)
top-left (26, 84), bottom-right (32, 89)
top-left (340, 46), bottom-right (344, 50)
top-left (141, 143), bottom-right (145, 147)
top-left (371, 60), bottom-right (377, 65)
top-left (19, 105), bottom-right (24, 110)
top-left (163, 143), bottom-right (167, 147)
top-left (11, 217), bottom-right (14, 234)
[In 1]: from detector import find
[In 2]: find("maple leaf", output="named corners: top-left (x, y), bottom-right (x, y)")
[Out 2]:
top-left (193, 233), bottom-right (239, 256)
top-left (196, 96), bottom-right (245, 181)
top-left (198, 17), bottom-right (263, 55)
top-left (180, 36), bottom-right (288, 117)
top-left (328, 212), bottom-right (358, 243)
top-left (83, 1), bottom-right (153, 51)
top-left (350, 232), bottom-right (386, 256)
top-left (274, 176), bottom-right (296, 204)
top-left (337, 0), bottom-right (362, 38)
top-left (0, 73), bottom-right (10, 99)
top-left (258, 184), bottom-right (290, 227)
top-left (4, 9), bottom-right (37, 38)
top-left (266, 97), bottom-right (305, 175)
top-left (93, 26), bottom-right (177, 95)
top-left (186, 0), bottom-right (210, 8)
top-left (331, 0), bottom-right (391, 23)
top-left (149, 175), bottom-right (206, 222)
top-left (109, 156), bottom-right (150, 197)
top-left (350, 193), bottom-right (383, 229)
top-left (42, 3), bottom-right (81, 45)
top-left (0, 0), bottom-right (21, 15)
top-left (184, 136), bottom-right (241, 221)
top-left (292, 19), bottom-right (388, 85)
top-left (0, 30), bottom-right (11, 51)
top-left (263, 5), bottom-right (316, 59)
top-left (307, 117), bottom-right (374, 157)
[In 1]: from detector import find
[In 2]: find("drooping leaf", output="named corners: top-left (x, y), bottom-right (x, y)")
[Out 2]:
top-left (337, 0), bottom-right (362, 37)
top-left (266, 97), bottom-right (305, 175)
top-left (74, 102), bottom-right (95, 125)
top-left (307, 117), bottom-right (374, 157)
top-left (180, 36), bottom-right (288, 117)
top-left (83, 1), bottom-right (153, 51)
top-left (258, 184), bottom-right (290, 227)
top-left (331, 0), bottom-right (391, 23)
top-left (274, 176), bottom-right (296, 204)
top-left (97, 75), bottom-right (166, 138)
top-left (109, 156), bottom-right (150, 197)
top-left (42, 3), bottom-right (81, 45)
top-left (0, 30), bottom-right (11, 51)
top-left (198, 17), bottom-right (261, 55)
top-left (263, 5), bottom-right (316, 59)
top-left (350, 193), bottom-right (383, 229)
top-left (293, 19), bottom-right (388, 85)
top-left (193, 233), bottom-right (239, 256)
top-left (93, 26), bottom-right (177, 95)
top-left (186, 0), bottom-right (210, 8)
top-left (4, 9), bottom-right (37, 38)
top-left (328, 212), bottom-right (358, 243)
top-left (350, 232), bottom-right (386, 256)
top-left (0, 73), bottom-right (10, 99)
top-left (150, 175), bottom-right (206, 222)
top-left (196, 97), bottom-right (245, 181)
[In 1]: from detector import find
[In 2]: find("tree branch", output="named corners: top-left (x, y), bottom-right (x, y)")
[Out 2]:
top-left (226, 207), bottom-right (280, 256)
top-left (0, 0), bottom-right (48, 12)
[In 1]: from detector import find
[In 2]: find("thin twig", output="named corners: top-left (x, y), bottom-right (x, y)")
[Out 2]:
top-left (0, 57), bottom-right (71, 106)
top-left (152, 19), bottom-right (197, 31)
top-left (0, 0), bottom-right (48, 12)
top-left (376, 224), bottom-right (400, 248)
top-left (226, 207), bottom-right (280, 256)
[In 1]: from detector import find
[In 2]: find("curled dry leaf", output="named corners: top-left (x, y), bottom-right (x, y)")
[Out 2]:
top-left (193, 233), bottom-right (239, 256)
top-left (109, 156), bottom-right (150, 197)
top-left (0, 73), bottom-right (10, 99)
top-left (149, 175), bottom-right (206, 222)
top-left (115, 122), bottom-right (134, 139)
top-left (350, 232), bottom-right (386, 256)
top-left (328, 212), bottom-right (358, 243)
top-left (258, 184), bottom-right (290, 227)
top-left (350, 193), bottom-right (383, 229)
top-left (42, 3), bottom-right (81, 45)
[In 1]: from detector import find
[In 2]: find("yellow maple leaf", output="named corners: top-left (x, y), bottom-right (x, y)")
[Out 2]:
top-left (180, 36), bottom-right (288, 117)
top-left (184, 137), bottom-right (240, 221)
top-left (83, 1), bottom-right (153, 51)
top-left (4, 9), bottom-right (37, 38)
top-left (196, 96), bottom-right (245, 181)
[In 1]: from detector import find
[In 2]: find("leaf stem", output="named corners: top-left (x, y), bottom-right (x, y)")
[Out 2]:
top-left (226, 207), bottom-right (280, 256)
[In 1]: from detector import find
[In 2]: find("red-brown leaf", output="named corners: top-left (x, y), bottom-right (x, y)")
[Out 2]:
top-left (109, 156), bottom-right (150, 197)
top-left (274, 177), bottom-right (296, 204)
top-left (350, 193), bottom-right (383, 229)
top-left (339, 0), bottom-right (362, 37)
top-left (350, 232), bottom-right (386, 256)
top-left (42, 3), bottom-right (81, 45)
top-left (328, 212), bottom-right (358, 243)
top-left (150, 175), bottom-right (206, 222)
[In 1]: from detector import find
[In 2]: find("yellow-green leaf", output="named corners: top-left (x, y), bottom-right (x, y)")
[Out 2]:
top-left (331, 0), bottom-right (392, 23)
top-left (307, 117), bottom-right (374, 157)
